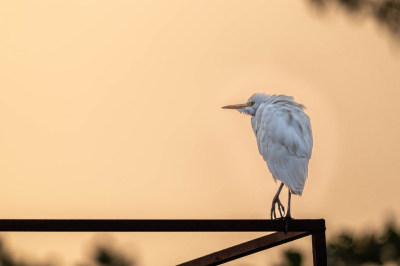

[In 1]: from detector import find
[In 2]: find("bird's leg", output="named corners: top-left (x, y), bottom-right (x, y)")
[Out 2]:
top-left (270, 183), bottom-right (285, 220)
top-left (284, 190), bottom-right (294, 234)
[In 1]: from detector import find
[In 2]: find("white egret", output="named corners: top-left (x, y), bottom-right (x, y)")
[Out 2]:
top-left (222, 93), bottom-right (313, 230)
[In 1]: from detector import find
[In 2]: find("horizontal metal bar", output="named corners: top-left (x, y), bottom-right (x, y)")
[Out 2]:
top-left (0, 219), bottom-right (325, 232)
top-left (178, 231), bottom-right (311, 266)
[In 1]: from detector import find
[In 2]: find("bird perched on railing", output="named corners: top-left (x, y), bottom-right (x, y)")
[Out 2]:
top-left (222, 93), bottom-right (313, 232)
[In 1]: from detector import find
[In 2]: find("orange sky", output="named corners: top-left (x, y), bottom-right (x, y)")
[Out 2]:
top-left (1, 1), bottom-right (400, 265)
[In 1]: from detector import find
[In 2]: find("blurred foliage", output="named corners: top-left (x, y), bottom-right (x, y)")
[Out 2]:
top-left (327, 221), bottom-right (400, 265)
top-left (78, 243), bottom-right (135, 266)
top-left (0, 238), bottom-right (53, 266)
top-left (308, 0), bottom-right (400, 39)
top-left (275, 249), bottom-right (303, 266)
top-left (0, 236), bottom-right (136, 266)
top-left (277, 220), bottom-right (400, 266)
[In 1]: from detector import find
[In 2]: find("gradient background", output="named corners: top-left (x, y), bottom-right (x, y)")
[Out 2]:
top-left (1, 1), bottom-right (400, 265)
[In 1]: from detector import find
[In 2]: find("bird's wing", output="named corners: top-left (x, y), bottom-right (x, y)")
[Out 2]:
top-left (254, 102), bottom-right (313, 195)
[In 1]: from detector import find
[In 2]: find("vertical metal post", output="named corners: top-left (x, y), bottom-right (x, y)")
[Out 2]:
top-left (312, 229), bottom-right (327, 266)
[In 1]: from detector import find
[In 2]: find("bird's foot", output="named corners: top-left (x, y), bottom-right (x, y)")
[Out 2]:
top-left (284, 214), bottom-right (294, 234)
top-left (270, 196), bottom-right (285, 220)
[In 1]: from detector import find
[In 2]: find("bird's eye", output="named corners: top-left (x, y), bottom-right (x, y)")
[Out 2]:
top-left (249, 102), bottom-right (255, 107)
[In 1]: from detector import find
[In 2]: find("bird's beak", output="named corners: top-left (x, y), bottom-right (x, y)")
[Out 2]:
top-left (221, 103), bottom-right (252, 109)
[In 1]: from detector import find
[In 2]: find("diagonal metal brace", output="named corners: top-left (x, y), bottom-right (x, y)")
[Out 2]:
top-left (178, 231), bottom-right (311, 266)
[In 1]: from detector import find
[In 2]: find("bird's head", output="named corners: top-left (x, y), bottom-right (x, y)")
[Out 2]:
top-left (222, 93), bottom-right (269, 116)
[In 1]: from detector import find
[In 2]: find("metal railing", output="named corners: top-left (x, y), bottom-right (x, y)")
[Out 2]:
top-left (0, 219), bottom-right (326, 265)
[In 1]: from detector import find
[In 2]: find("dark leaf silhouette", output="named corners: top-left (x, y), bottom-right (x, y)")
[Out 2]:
top-left (277, 220), bottom-right (400, 266)
top-left (275, 249), bottom-right (303, 266)
top-left (307, 0), bottom-right (400, 39)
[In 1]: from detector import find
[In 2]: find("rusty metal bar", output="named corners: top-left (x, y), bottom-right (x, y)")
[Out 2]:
top-left (0, 219), bottom-right (325, 232)
top-left (0, 219), bottom-right (326, 265)
top-left (177, 231), bottom-right (311, 266)
top-left (312, 229), bottom-right (327, 266)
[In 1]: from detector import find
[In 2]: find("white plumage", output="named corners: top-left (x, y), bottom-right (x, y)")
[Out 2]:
top-left (250, 94), bottom-right (312, 195)
top-left (222, 93), bottom-right (313, 222)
